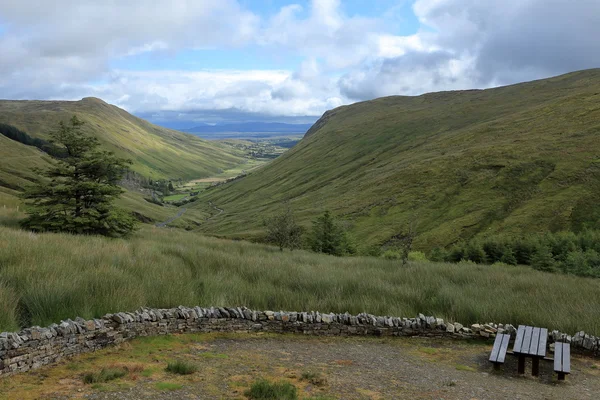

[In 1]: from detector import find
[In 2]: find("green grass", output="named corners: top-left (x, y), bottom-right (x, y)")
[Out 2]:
top-left (245, 379), bottom-right (298, 400)
top-left (163, 193), bottom-right (189, 202)
top-left (194, 69), bottom-right (600, 252)
top-left (165, 360), bottom-right (198, 375)
top-left (155, 382), bottom-right (183, 391)
top-left (1, 217), bottom-right (600, 335)
top-left (82, 368), bottom-right (127, 384)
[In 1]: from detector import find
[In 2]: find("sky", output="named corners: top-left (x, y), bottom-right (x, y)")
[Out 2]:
top-left (0, 0), bottom-right (599, 127)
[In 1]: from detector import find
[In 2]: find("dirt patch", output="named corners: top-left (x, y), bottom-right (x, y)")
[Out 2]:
top-left (1, 333), bottom-right (599, 399)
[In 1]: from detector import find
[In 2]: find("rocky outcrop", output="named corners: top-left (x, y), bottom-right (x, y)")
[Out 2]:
top-left (1, 306), bottom-right (597, 376)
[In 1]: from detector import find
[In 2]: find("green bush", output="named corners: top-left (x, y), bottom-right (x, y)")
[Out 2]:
top-left (382, 250), bottom-right (401, 260)
top-left (165, 360), bottom-right (198, 375)
top-left (408, 251), bottom-right (429, 262)
top-left (244, 379), bottom-right (298, 400)
top-left (82, 368), bottom-right (127, 384)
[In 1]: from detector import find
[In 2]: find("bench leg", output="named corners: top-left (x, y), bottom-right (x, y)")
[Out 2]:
top-left (532, 358), bottom-right (540, 377)
top-left (518, 355), bottom-right (525, 374)
top-left (493, 363), bottom-right (501, 371)
top-left (558, 372), bottom-right (565, 381)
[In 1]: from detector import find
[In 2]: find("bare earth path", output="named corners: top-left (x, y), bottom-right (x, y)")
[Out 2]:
top-left (155, 208), bottom-right (187, 228)
top-left (2, 333), bottom-right (599, 400)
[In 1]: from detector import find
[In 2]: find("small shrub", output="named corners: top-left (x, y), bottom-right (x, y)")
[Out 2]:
top-left (408, 251), bottom-right (428, 262)
top-left (165, 360), bottom-right (198, 375)
top-left (82, 368), bottom-right (127, 384)
top-left (382, 250), bottom-right (401, 260)
top-left (244, 379), bottom-right (298, 400)
top-left (300, 371), bottom-right (327, 386)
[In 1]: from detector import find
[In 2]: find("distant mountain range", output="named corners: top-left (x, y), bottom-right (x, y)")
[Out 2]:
top-left (183, 122), bottom-right (313, 134)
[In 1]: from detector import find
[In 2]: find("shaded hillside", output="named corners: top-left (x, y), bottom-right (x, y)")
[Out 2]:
top-left (194, 69), bottom-right (600, 250)
top-left (0, 98), bottom-right (245, 180)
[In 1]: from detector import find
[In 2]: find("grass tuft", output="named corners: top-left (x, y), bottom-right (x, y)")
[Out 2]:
top-left (82, 368), bottom-right (127, 384)
top-left (244, 379), bottom-right (298, 400)
top-left (300, 371), bottom-right (327, 386)
top-left (165, 360), bottom-right (198, 375)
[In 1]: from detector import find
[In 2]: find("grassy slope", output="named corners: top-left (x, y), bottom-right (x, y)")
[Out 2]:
top-left (0, 218), bottom-right (599, 334)
top-left (194, 69), bottom-right (600, 250)
top-left (0, 98), bottom-right (247, 223)
top-left (0, 97), bottom-right (245, 180)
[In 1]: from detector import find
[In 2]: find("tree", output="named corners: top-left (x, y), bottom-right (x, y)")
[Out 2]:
top-left (308, 211), bottom-right (354, 256)
top-left (500, 246), bottom-right (518, 265)
top-left (530, 245), bottom-right (557, 272)
top-left (264, 204), bottom-right (303, 251)
top-left (20, 116), bottom-right (137, 237)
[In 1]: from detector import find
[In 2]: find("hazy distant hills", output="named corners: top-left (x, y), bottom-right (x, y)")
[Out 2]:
top-left (194, 69), bottom-right (600, 250)
top-left (183, 122), bottom-right (313, 134)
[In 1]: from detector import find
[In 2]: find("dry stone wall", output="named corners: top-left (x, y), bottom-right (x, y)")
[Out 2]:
top-left (1, 306), bottom-right (598, 376)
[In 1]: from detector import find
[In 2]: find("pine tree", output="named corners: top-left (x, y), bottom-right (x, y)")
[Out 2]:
top-left (20, 116), bottom-right (137, 237)
top-left (308, 211), bottom-right (354, 256)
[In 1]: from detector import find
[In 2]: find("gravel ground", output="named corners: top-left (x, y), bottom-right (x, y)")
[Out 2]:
top-left (4, 334), bottom-right (600, 400)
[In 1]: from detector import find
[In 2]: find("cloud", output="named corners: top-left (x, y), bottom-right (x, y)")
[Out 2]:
top-left (340, 0), bottom-right (600, 100)
top-left (1, 0), bottom-right (599, 123)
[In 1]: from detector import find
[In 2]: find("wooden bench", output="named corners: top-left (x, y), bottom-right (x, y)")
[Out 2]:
top-left (554, 342), bottom-right (571, 380)
top-left (489, 333), bottom-right (511, 369)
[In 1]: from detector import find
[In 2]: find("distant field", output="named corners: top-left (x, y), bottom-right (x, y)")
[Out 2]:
top-left (1, 207), bottom-right (599, 335)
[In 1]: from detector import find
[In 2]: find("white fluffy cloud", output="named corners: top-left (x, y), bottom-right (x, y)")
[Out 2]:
top-left (1, 0), bottom-right (599, 123)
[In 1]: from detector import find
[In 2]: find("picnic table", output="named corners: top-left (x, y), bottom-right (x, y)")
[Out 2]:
top-left (489, 324), bottom-right (571, 380)
top-left (513, 325), bottom-right (548, 376)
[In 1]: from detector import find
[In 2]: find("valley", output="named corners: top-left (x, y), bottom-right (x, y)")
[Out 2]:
top-left (193, 69), bottom-right (600, 252)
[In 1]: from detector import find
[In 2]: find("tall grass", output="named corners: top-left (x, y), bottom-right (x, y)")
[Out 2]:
top-left (1, 219), bottom-right (600, 334)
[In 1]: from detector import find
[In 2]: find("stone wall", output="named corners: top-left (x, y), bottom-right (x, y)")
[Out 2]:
top-left (1, 306), bottom-right (598, 376)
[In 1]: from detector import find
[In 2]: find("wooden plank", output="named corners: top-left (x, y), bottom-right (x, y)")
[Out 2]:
top-left (497, 334), bottom-right (511, 363)
top-left (563, 343), bottom-right (571, 373)
top-left (554, 343), bottom-right (563, 372)
top-left (513, 325), bottom-right (526, 353)
top-left (537, 328), bottom-right (548, 357)
top-left (522, 326), bottom-right (533, 355)
top-left (489, 333), bottom-right (503, 362)
top-left (529, 327), bottom-right (540, 355)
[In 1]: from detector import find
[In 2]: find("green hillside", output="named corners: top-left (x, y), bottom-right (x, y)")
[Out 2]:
top-left (0, 97), bottom-right (245, 181)
top-left (194, 69), bottom-right (600, 251)
top-left (0, 98), bottom-right (247, 225)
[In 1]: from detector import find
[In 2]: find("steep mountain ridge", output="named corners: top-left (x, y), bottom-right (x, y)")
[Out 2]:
top-left (0, 98), bottom-right (244, 180)
top-left (194, 69), bottom-right (600, 250)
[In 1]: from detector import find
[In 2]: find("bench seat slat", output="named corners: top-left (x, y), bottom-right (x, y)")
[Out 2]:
top-left (513, 325), bottom-right (525, 353)
top-left (537, 328), bottom-right (548, 357)
top-left (522, 326), bottom-right (533, 354)
top-left (554, 343), bottom-right (564, 372)
top-left (489, 334), bottom-right (503, 362)
top-left (562, 344), bottom-right (571, 373)
top-left (497, 334), bottom-right (511, 363)
top-left (529, 327), bottom-right (540, 355)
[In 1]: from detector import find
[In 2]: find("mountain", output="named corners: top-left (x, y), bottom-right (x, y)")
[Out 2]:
top-left (193, 69), bottom-right (600, 251)
top-left (184, 122), bottom-right (313, 134)
top-left (0, 97), bottom-right (245, 181)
